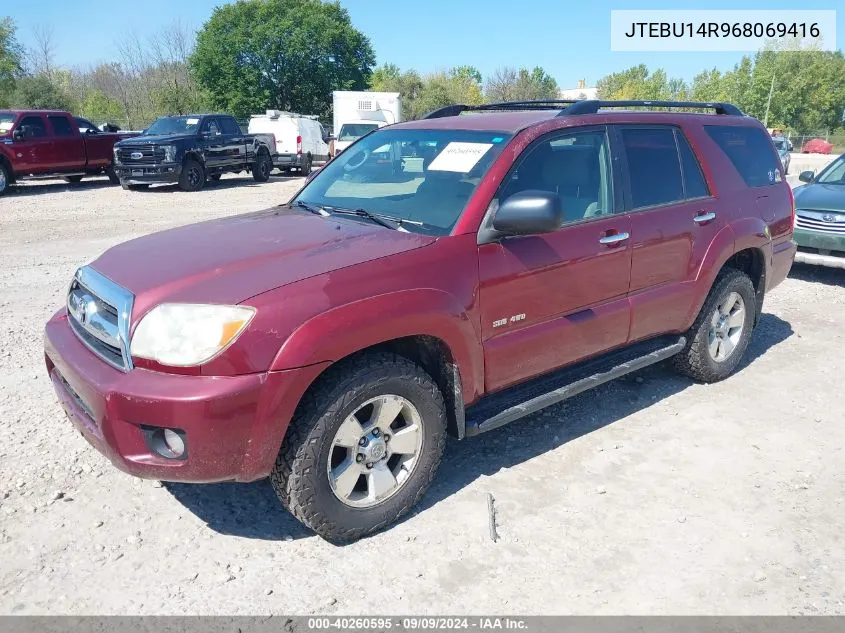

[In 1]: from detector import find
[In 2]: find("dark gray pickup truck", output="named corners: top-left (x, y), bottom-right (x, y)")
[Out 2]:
top-left (112, 114), bottom-right (274, 191)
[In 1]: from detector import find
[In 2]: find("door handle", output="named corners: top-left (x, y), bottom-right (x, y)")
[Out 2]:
top-left (599, 232), bottom-right (629, 245)
top-left (693, 212), bottom-right (716, 224)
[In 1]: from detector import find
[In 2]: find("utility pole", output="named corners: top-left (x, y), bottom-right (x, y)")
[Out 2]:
top-left (763, 72), bottom-right (776, 128)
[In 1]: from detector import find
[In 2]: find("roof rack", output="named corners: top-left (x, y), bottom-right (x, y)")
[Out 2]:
top-left (422, 100), bottom-right (580, 119)
top-left (559, 100), bottom-right (743, 116)
top-left (422, 99), bottom-right (743, 120)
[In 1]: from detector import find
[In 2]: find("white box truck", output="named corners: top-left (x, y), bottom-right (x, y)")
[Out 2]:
top-left (332, 91), bottom-right (401, 155)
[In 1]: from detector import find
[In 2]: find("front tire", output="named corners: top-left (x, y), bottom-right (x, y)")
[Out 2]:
top-left (63, 175), bottom-right (83, 184)
top-left (179, 158), bottom-right (205, 192)
top-left (271, 353), bottom-right (447, 543)
top-left (106, 166), bottom-right (120, 184)
top-left (0, 163), bottom-right (10, 195)
top-left (673, 268), bottom-right (756, 383)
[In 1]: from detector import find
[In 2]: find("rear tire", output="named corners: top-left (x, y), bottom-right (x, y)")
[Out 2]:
top-left (178, 158), bottom-right (205, 192)
top-left (63, 175), bottom-right (83, 184)
top-left (252, 150), bottom-right (272, 182)
top-left (300, 153), bottom-right (312, 176)
top-left (270, 353), bottom-right (447, 543)
top-left (673, 268), bottom-right (756, 383)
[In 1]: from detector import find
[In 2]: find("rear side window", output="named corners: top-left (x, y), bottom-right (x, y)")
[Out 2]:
top-left (677, 132), bottom-right (710, 198)
top-left (620, 127), bottom-right (683, 209)
top-left (48, 116), bottom-right (74, 137)
top-left (704, 125), bottom-right (780, 187)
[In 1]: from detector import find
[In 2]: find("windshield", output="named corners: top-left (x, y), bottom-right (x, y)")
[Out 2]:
top-left (338, 122), bottom-right (380, 141)
top-left (772, 138), bottom-right (787, 150)
top-left (295, 128), bottom-right (512, 235)
top-left (815, 155), bottom-right (845, 184)
top-left (144, 116), bottom-right (201, 136)
top-left (0, 113), bottom-right (15, 134)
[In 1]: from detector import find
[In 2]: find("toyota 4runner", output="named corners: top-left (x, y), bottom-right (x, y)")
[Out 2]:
top-left (44, 99), bottom-right (796, 542)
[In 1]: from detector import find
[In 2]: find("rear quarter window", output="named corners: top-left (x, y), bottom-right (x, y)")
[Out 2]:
top-left (704, 125), bottom-right (781, 188)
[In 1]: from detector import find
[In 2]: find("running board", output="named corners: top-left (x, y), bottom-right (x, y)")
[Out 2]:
top-left (464, 335), bottom-right (686, 436)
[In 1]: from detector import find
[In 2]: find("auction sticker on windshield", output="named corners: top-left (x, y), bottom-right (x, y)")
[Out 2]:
top-left (428, 142), bottom-right (493, 172)
top-left (187, 118), bottom-right (200, 125)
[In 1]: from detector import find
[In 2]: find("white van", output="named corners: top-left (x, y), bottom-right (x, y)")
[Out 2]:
top-left (247, 111), bottom-right (331, 175)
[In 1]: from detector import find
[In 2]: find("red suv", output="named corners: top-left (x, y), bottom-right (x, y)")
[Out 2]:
top-left (44, 100), bottom-right (796, 542)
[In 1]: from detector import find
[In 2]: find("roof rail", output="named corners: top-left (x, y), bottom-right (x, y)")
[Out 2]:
top-left (422, 99), bottom-right (579, 119)
top-left (559, 100), bottom-right (743, 116)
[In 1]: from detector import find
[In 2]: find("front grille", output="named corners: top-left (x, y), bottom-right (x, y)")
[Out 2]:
top-left (67, 267), bottom-right (134, 372)
top-left (796, 210), bottom-right (845, 235)
top-left (116, 145), bottom-right (165, 165)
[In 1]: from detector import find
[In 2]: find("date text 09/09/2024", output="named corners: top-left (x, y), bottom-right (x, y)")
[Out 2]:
top-left (624, 22), bottom-right (821, 39)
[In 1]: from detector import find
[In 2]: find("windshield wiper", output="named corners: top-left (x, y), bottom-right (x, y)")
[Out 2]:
top-left (325, 207), bottom-right (403, 231)
top-left (293, 200), bottom-right (330, 216)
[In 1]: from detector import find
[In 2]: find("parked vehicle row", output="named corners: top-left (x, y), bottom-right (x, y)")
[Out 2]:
top-left (44, 99), bottom-right (797, 544)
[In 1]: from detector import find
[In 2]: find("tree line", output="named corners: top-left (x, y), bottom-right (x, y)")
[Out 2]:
top-left (1, 1), bottom-right (844, 136)
top-left (597, 45), bottom-right (845, 133)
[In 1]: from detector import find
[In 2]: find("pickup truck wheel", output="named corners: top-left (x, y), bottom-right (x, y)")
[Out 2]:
top-left (179, 158), bottom-right (205, 192)
top-left (63, 175), bottom-right (84, 184)
top-left (0, 163), bottom-right (10, 195)
top-left (673, 268), bottom-right (756, 383)
top-left (271, 353), bottom-right (447, 543)
top-left (300, 154), bottom-right (312, 176)
top-left (106, 167), bottom-right (120, 184)
top-left (252, 151), bottom-right (272, 182)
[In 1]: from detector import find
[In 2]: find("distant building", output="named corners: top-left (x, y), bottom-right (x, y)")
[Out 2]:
top-left (558, 79), bottom-right (597, 101)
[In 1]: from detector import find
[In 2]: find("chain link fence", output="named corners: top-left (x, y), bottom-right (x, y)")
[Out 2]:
top-left (779, 130), bottom-right (845, 154)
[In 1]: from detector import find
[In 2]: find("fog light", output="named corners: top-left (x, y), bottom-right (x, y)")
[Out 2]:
top-left (143, 426), bottom-right (187, 460)
top-left (163, 429), bottom-right (185, 456)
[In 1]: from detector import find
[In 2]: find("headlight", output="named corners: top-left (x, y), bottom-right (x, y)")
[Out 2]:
top-left (130, 304), bottom-right (255, 367)
top-left (162, 145), bottom-right (177, 163)
top-left (113, 146), bottom-right (120, 164)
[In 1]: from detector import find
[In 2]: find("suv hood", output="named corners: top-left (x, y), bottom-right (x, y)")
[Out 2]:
top-left (117, 134), bottom-right (196, 146)
top-left (90, 207), bottom-right (435, 318)
top-left (794, 183), bottom-right (845, 212)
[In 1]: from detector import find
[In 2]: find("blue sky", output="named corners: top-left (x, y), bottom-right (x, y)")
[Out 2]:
top-left (9, 0), bottom-right (843, 88)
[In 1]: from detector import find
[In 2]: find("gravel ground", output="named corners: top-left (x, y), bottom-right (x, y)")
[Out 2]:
top-left (0, 170), bottom-right (843, 615)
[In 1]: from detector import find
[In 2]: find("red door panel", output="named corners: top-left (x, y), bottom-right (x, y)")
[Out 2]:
top-left (478, 215), bottom-right (633, 393)
top-left (627, 199), bottom-right (725, 341)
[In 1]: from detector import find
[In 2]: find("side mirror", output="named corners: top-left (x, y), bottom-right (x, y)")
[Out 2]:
top-left (798, 170), bottom-right (815, 184)
top-left (492, 190), bottom-right (564, 236)
top-left (85, 128), bottom-right (97, 135)
top-left (12, 129), bottom-right (24, 141)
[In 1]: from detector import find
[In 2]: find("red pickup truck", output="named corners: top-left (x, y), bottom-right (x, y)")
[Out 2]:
top-left (0, 110), bottom-right (137, 194)
top-left (44, 99), bottom-right (796, 542)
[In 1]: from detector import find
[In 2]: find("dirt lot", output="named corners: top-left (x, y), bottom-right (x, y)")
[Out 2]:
top-left (0, 170), bottom-right (843, 615)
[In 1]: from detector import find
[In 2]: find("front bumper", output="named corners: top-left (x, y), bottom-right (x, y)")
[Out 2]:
top-left (44, 310), bottom-right (328, 483)
top-left (114, 163), bottom-right (182, 185)
top-left (793, 227), bottom-right (845, 269)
